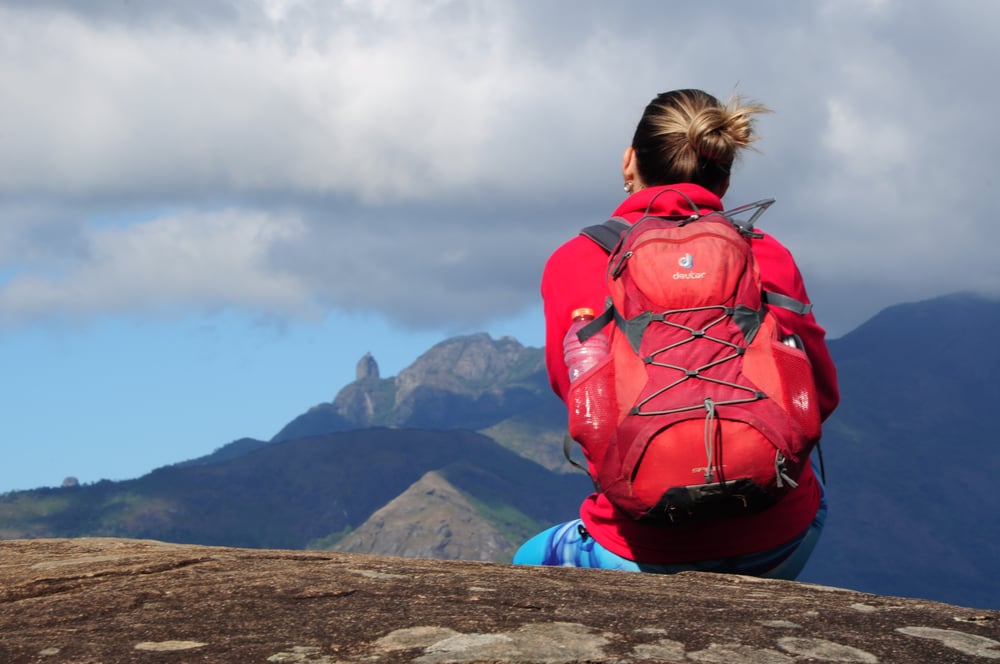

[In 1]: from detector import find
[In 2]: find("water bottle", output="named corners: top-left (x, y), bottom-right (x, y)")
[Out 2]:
top-left (564, 307), bottom-right (612, 459)
top-left (564, 308), bottom-right (609, 382)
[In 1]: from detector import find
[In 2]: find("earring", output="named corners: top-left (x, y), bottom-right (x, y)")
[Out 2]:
top-left (623, 181), bottom-right (633, 194)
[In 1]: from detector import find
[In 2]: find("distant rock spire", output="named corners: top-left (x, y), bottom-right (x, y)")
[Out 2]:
top-left (356, 352), bottom-right (379, 380)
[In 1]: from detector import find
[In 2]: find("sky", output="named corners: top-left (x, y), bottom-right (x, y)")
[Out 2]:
top-left (2, 0), bottom-right (998, 493)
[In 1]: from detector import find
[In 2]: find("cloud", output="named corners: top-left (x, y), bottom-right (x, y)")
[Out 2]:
top-left (0, 2), bottom-right (628, 201)
top-left (0, 210), bottom-right (310, 323)
top-left (0, 1), bottom-right (998, 336)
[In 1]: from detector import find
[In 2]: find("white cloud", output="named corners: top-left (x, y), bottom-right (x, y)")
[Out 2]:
top-left (0, 210), bottom-right (311, 323)
top-left (0, 2), bottom-right (624, 202)
top-left (0, 0), bottom-right (998, 336)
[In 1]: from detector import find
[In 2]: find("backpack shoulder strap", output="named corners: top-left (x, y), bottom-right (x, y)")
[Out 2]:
top-left (581, 206), bottom-right (812, 317)
top-left (762, 290), bottom-right (814, 315)
top-left (580, 217), bottom-right (630, 253)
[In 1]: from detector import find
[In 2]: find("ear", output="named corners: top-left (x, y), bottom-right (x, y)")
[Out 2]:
top-left (622, 146), bottom-right (641, 187)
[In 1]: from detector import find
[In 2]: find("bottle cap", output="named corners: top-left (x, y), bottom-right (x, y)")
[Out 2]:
top-left (570, 307), bottom-right (595, 320)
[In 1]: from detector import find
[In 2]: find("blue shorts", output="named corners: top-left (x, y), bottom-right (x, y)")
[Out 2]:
top-left (513, 481), bottom-right (827, 581)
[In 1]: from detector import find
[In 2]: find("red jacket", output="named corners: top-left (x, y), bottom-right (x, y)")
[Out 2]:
top-left (541, 183), bottom-right (840, 563)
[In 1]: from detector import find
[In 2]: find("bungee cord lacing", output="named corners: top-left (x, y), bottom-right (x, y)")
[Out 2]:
top-left (630, 304), bottom-right (766, 417)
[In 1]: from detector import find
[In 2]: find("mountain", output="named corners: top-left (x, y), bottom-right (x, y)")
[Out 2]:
top-left (271, 332), bottom-right (569, 471)
top-left (2, 291), bottom-right (998, 610)
top-left (172, 437), bottom-right (271, 468)
top-left (0, 332), bottom-right (577, 564)
top-left (330, 470), bottom-right (514, 561)
top-left (0, 427), bottom-right (590, 557)
top-left (799, 292), bottom-right (1000, 609)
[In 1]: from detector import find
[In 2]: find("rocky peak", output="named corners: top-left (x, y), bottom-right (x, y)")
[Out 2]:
top-left (356, 352), bottom-right (380, 381)
top-left (276, 333), bottom-right (552, 442)
top-left (395, 333), bottom-right (543, 402)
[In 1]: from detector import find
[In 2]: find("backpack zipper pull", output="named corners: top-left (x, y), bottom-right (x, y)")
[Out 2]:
top-left (611, 250), bottom-right (633, 279)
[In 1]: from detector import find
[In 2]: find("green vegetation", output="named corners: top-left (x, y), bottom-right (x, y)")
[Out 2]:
top-left (306, 525), bottom-right (354, 550)
top-left (479, 409), bottom-right (569, 474)
top-left (464, 496), bottom-right (545, 561)
top-left (0, 488), bottom-right (93, 538)
top-left (0, 429), bottom-right (589, 552)
top-left (0, 492), bottom-right (73, 520)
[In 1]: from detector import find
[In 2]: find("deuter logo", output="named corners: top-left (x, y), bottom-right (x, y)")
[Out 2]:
top-left (674, 253), bottom-right (706, 280)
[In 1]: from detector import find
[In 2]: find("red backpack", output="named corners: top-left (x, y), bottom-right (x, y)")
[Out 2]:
top-left (565, 192), bottom-right (822, 526)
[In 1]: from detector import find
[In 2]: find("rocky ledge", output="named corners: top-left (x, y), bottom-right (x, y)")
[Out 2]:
top-left (0, 538), bottom-right (997, 663)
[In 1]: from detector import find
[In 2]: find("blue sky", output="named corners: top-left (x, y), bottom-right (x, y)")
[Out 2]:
top-left (1, 308), bottom-right (540, 491)
top-left (2, 0), bottom-right (998, 492)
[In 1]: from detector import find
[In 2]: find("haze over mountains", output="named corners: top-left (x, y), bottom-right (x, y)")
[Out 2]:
top-left (1, 292), bottom-right (997, 611)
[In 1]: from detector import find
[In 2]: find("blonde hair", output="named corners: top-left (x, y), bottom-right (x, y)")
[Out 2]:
top-left (631, 89), bottom-right (771, 191)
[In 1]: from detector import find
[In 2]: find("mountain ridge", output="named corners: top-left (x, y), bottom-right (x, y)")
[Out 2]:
top-left (2, 291), bottom-right (999, 610)
top-left (799, 291), bottom-right (1000, 609)
top-left (269, 333), bottom-right (559, 453)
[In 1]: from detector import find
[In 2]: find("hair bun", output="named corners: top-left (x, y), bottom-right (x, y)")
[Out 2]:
top-left (631, 89), bottom-right (771, 190)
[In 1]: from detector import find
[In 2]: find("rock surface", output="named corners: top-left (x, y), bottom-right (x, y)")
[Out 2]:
top-left (1, 538), bottom-right (997, 663)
